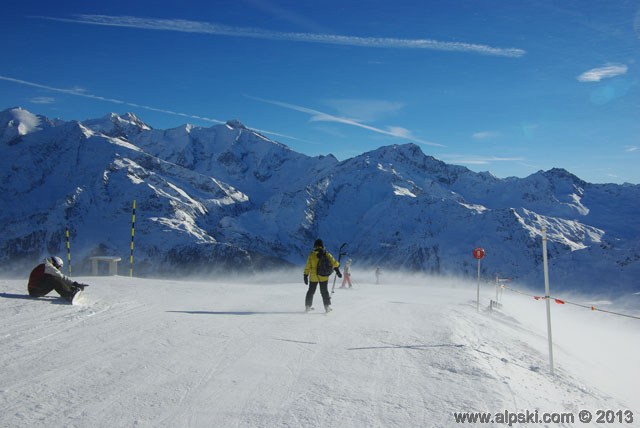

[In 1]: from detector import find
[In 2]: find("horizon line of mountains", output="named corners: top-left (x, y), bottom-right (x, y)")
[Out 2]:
top-left (1, 106), bottom-right (638, 295)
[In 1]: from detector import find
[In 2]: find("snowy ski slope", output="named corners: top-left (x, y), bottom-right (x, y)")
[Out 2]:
top-left (1, 273), bottom-right (638, 427)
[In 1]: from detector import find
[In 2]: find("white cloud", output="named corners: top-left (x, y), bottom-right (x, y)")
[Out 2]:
top-left (625, 146), bottom-right (639, 152)
top-left (36, 14), bottom-right (526, 58)
top-left (577, 64), bottom-right (628, 82)
top-left (29, 96), bottom-right (55, 104)
top-left (247, 95), bottom-right (443, 147)
top-left (385, 126), bottom-right (413, 139)
top-left (472, 131), bottom-right (500, 140)
top-left (440, 154), bottom-right (524, 165)
top-left (325, 99), bottom-right (404, 122)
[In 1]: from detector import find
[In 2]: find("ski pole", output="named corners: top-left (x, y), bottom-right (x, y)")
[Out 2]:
top-left (331, 242), bottom-right (348, 294)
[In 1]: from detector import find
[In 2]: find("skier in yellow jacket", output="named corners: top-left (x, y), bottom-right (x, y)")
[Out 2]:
top-left (303, 239), bottom-right (341, 313)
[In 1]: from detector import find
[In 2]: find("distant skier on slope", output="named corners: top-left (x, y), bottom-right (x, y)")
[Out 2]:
top-left (339, 258), bottom-right (353, 289)
top-left (28, 256), bottom-right (88, 303)
top-left (303, 239), bottom-right (341, 313)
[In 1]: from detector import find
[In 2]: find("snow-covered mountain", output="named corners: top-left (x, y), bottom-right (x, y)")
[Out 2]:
top-left (1, 107), bottom-right (638, 295)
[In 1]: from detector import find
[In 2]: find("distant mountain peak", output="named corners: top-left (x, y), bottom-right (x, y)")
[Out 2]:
top-left (1, 106), bottom-right (41, 128)
top-left (0, 106), bottom-right (46, 144)
top-left (542, 167), bottom-right (585, 185)
top-left (226, 119), bottom-right (247, 130)
top-left (82, 112), bottom-right (151, 138)
top-left (109, 112), bottom-right (151, 130)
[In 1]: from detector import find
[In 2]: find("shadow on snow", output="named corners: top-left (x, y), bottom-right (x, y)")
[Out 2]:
top-left (0, 293), bottom-right (69, 305)
top-left (167, 310), bottom-right (304, 315)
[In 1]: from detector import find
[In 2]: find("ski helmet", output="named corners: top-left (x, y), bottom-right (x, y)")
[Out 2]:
top-left (49, 256), bottom-right (64, 269)
top-left (314, 239), bottom-right (324, 248)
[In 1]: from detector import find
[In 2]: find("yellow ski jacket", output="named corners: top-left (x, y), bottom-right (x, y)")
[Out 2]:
top-left (304, 248), bottom-right (340, 282)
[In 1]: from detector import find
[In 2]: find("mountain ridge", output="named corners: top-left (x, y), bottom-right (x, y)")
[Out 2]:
top-left (1, 107), bottom-right (638, 295)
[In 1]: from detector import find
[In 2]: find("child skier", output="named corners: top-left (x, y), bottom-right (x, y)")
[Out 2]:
top-left (339, 258), bottom-right (353, 288)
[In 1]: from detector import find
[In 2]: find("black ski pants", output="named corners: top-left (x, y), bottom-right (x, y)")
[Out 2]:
top-left (29, 276), bottom-right (75, 301)
top-left (306, 281), bottom-right (331, 308)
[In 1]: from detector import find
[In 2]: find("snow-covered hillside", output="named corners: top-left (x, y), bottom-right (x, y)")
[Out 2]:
top-left (0, 274), bottom-right (637, 427)
top-left (1, 107), bottom-right (639, 295)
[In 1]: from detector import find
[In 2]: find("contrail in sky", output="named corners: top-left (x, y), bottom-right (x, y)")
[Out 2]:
top-left (36, 14), bottom-right (526, 57)
top-left (0, 75), bottom-right (315, 144)
top-left (247, 95), bottom-right (444, 147)
top-left (0, 75), bottom-right (226, 124)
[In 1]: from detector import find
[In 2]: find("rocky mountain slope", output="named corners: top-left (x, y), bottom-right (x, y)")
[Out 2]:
top-left (1, 107), bottom-right (638, 294)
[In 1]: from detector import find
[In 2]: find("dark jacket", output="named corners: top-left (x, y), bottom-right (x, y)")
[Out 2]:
top-left (28, 259), bottom-right (74, 297)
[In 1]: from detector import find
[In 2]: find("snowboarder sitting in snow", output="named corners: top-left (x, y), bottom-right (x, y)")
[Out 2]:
top-left (303, 239), bottom-right (341, 313)
top-left (28, 256), bottom-right (87, 303)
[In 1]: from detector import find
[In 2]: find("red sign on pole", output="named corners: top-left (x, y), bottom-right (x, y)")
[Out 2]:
top-left (473, 247), bottom-right (485, 260)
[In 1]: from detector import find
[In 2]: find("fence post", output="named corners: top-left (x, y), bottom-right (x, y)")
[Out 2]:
top-left (473, 248), bottom-right (485, 312)
top-left (130, 199), bottom-right (136, 277)
top-left (65, 226), bottom-right (72, 276)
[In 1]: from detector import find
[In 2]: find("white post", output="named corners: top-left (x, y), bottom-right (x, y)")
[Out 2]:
top-left (476, 258), bottom-right (481, 312)
top-left (542, 227), bottom-right (555, 375)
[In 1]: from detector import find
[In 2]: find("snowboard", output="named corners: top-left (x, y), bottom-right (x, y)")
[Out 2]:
top-left (71, 288), bottom-right (84, 305)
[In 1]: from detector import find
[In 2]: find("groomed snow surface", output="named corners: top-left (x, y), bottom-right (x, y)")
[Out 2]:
top-left (1, 272), bottom-right (638, 427)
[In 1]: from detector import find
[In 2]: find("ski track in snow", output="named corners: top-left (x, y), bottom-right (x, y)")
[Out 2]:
top-left (0, 276), bottom-right (637, 427)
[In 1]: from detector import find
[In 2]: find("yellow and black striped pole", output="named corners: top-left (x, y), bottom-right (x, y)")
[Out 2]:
top-left (130, 199), bottom-right (136, 277)
top-left (65, 226), bottom-right (72, 276)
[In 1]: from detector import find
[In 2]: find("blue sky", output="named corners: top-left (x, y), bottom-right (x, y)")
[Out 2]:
top-left (2, 0), bottom-right (638, 184)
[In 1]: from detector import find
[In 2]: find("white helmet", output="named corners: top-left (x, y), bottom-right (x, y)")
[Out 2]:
top-left (49, 256), bottom-right (64, 269)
